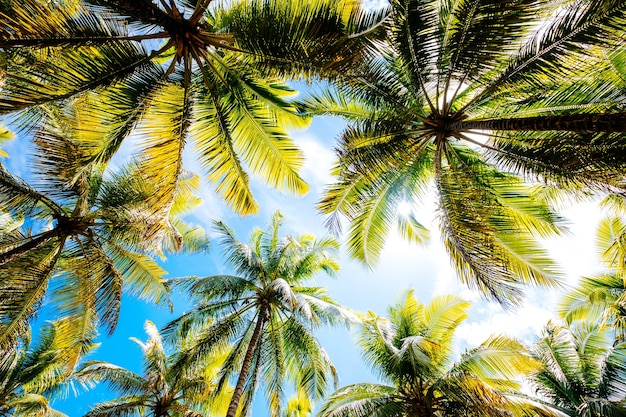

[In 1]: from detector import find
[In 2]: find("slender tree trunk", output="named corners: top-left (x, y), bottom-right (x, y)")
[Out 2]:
top-left (0, 229), bottom-right (59, 266)
top-left (226, 307), bottom-right (267, 417)
top-left (453, 112), bottom-right (626, 132)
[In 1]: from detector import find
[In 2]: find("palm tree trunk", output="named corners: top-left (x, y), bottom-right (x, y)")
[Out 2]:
top-left (0, 229), bottom-right (59, 266)
top-left (454, 112), bottom-right (626, 132)
top-left (226, 307), bottom-right (267, 417)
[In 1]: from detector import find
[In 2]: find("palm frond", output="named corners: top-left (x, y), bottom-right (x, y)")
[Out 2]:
top-left (437, 146), bottom-right (562, 307)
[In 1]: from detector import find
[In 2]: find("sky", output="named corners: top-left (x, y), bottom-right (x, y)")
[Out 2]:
top-left (1, 104), bottom-right (608, 415)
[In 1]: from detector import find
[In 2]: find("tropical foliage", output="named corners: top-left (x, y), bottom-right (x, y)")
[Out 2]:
top-left (529, 319), bottom-right (626, 416)
top-left (318, 290), bottom-right (556, 417)
top-left (304, 0), bottom-right (626, 307)
top-left (0, 319), bottom-right (94, 417)
top-left (162, 212), bottom-right (353, 417)
top-left (561, 212), bottom-right (626, 342)
top-left (0, 0), bottom-right (625, 415)
top-left (0, 0), bottom-right (384, 215)
top-left (0, 104), bottom-right (208, 349)
top-left (77, 320), bottom-right (230, 417)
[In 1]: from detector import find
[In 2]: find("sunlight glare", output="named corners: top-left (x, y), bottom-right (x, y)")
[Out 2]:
top-left (397, 201), bottom-right (413, 216)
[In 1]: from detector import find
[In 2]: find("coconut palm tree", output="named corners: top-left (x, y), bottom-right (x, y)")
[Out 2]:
top-left (319, 290), bottom-right (560, 417)
top-left (0, 0), bottom-right (384, 215)
top-left (77, 320), bottom-right (230, 417)
top-left (162, 212), bottom-right (354, 417)
top-left (303, 0), bottom-right (626, 307)
top-left (0, 319), bottom-right (96, 417)
top-left (529, 319), bottom-right (626, 417)
top-left (0, 104), bottom-right (208, 348)
top-left (283, 389), bottom-right (313, 417)
top-left (561, 213), bottom-right (626, 343)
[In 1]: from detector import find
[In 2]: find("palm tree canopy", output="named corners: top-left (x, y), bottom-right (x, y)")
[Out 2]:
top-left (0, 104), bottom-right (208, 349)
top-left (76, 320), bottom-right (230, 417)
top-left (529, 319), bottom-right (626, 417)
top-left (560, 211), bottom-right (626, 343)
top-left (303, 0), bottom-right (626, 307)
top-left (162, 211), bottom-right (354, 417)
top-left (319, 290), bottom-right (554, 417)
top-left (0, 319), bottom-right (100, 417)
top-left (0, 0), bottom-right (386, 215)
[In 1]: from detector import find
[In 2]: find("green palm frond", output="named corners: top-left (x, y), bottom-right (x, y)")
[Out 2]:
top-left (559, 273), bottom-right (624, 325)
top-left (0, 94), bottom-right (208, 346)
top-left (529, 318), bottom-right (626, 415)
top-left (83, 396), bottom-right (149, 417)
top-left (559, 216), bottom-right (626, 342)
top-left (76, 362), bottom-right (145, 398)
top-left (438, 148), bottom-right (562, 307)
top-left (2, 0), bottom-right (384, 215)
top-left (480, 0), bottom-right (626, 101)
top-left (224, 0), bottom-right (387, 78)
top-left (318, 383), bottom-right (404, 417)
top-left (326, 290), bottom-right (551, 417)
top-left (0, 320), bottom-right (93, 417)
top-left (596, 216), bottom-right (626, 272)
top-left (80, 320), bottom-right (227, 417)
top-left (452, 335), bottom-right (538, 389)
top-left (311, 0), bottom-right (626, 308)
top-left (0, 242), bottom-right (65, 348)
top-left (422, 294), bottom-right (469, 360)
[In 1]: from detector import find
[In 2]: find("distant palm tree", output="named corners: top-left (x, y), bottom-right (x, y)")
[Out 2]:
top-left (319, 291), bottom-right (559, 417)
top-left (283, 389), bottom-right (312, 417)
top-left (304, 0), bottom-right (626, 307)
top-left (0, 319), bottom-right (94, 417)
top-left (78, 320), bottom-right (230, 417)
top-left (529, 319), bottom-right (626, 417)
top-left (163, 212), bottom-right (353, 417)
top-left (0, 0), bottom-right (384, 215)
top-left (561, 214), bottom-right (626, 343)
top-left (0, 105), bottom-right (208, 348)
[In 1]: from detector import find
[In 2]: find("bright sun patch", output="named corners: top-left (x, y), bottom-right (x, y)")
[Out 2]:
top-left (397, 201), bottom-right (413, 216)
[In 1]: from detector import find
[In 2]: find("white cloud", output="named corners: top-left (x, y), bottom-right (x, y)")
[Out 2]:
top-left (298, 135), bottom-right (337, 191)
top-left (457, 301), bottom-right (555, 348)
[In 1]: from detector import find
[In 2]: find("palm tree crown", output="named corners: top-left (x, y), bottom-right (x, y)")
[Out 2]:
top-left (305, 0), bottom-right (626, 307)
top-left (319, 290), bottom-right (557, 417)
top-left (0, 320), bottom-right (95, 417)
top-left (77, 320), bottom-right (230, 417)
top-left (0, 0), bottom-right (384, 215)
top-left (529, 319), bottom-right (626, 417)
top-left (561, 211), bottom-right (626, 343)
top-left (163, 212), bottom-right (354, 417)
top-left (0, 105), bottom-right (207, 348)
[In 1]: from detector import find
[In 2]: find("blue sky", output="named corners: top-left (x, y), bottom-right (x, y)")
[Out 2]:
top-left (2, 97), bottom-right (607, 416)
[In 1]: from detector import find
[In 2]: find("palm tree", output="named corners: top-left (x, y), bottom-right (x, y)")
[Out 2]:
top-left (303, 0), bottom-right (626, 307)
top-left (319, 290), bottom-right (559, 417)
top-left (561, 213), bottom-right (626, 343)
top-left (77, 320), bottom-right (230, 417)
top-left (162, 211), bottom-right (353, 417)
top-left (0, 0), bottom-right (384, 215)
top-left (283, 389), bottom-right (313, 417)
top-left (529, 319), bottom-right (626, 416)
top-left (0, 104), bottom-right (208, 348)
top-left (0, 319), bottom-right (95, 417)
